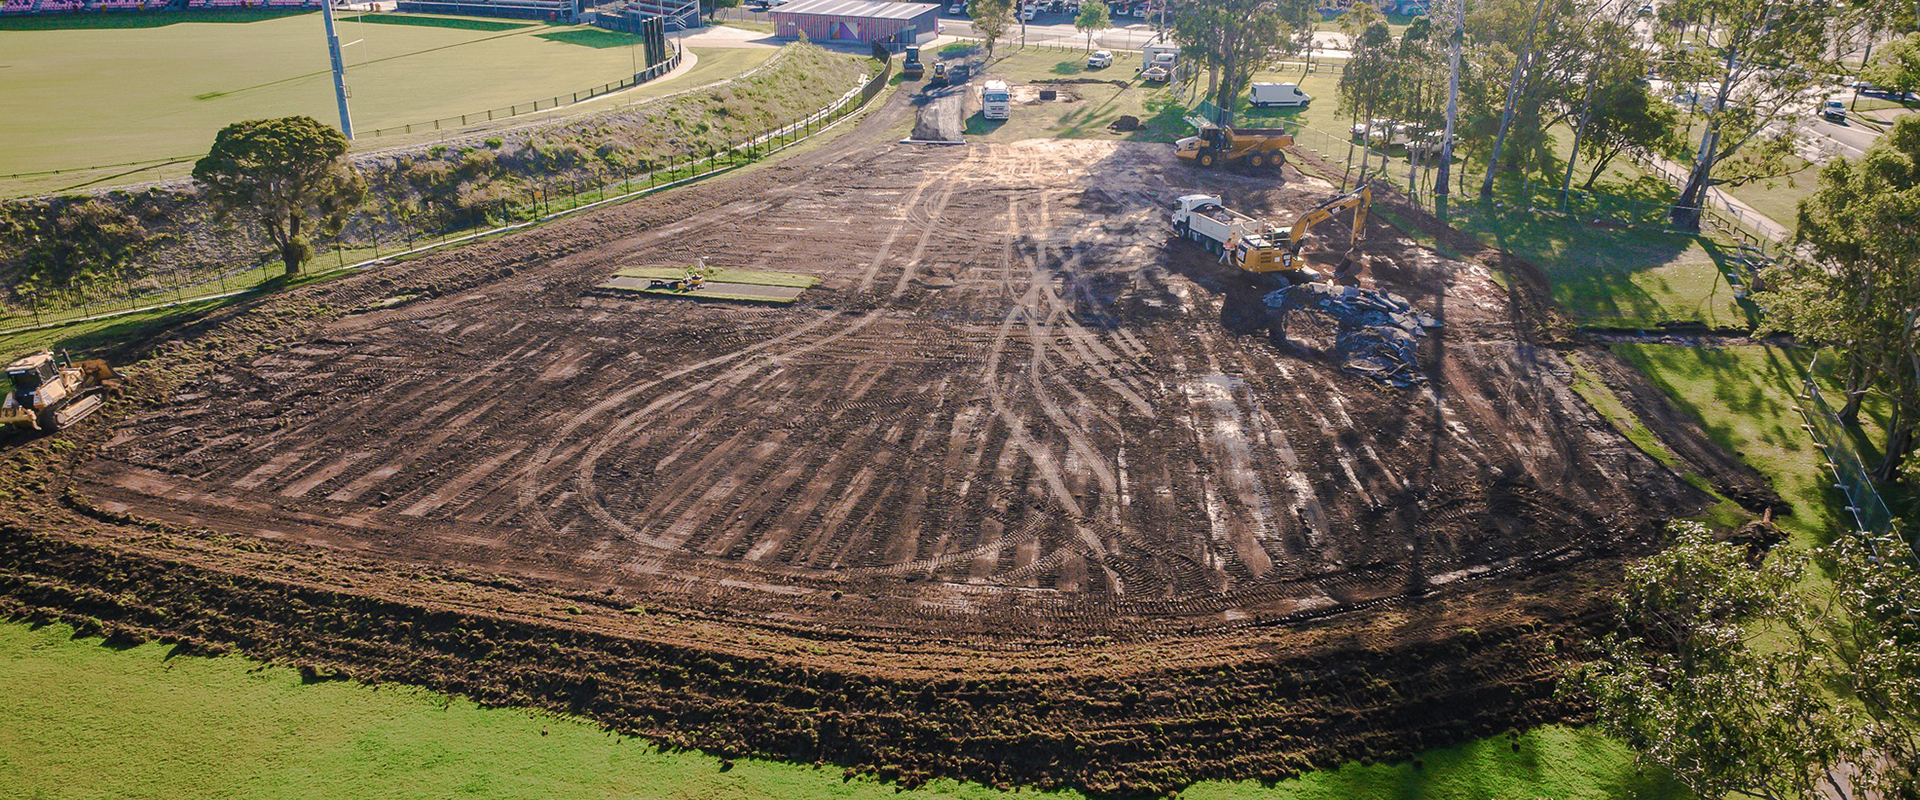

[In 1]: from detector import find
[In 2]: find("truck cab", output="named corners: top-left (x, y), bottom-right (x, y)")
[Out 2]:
top-left (981, 79), bottom-right (1011, 119)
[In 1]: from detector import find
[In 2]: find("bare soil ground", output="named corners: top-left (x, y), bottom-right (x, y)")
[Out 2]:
top-left (0, 84), bottom-right (1775, 794)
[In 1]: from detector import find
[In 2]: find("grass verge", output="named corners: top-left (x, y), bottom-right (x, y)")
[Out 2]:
top-left (0, 619), bottom-right (1680, 800)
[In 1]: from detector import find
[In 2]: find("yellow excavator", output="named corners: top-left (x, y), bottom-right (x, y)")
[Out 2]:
top-left (1171, 185), bottom-right (1372, 279)
top-left (1, 350), bottom-right (121, 432)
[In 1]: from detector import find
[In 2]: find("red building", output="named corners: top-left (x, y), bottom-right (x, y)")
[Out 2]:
top-left (770, 0), bottom-right (939, 45)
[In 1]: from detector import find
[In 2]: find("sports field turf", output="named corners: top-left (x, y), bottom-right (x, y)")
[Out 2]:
top-left (0, 620), bottom-right (1679, 799)
top-left (0, 11), bottom-right (765, 180)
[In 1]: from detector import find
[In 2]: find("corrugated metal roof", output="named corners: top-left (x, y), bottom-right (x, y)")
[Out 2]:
top-left (770, 0), bottom-right (935, 20)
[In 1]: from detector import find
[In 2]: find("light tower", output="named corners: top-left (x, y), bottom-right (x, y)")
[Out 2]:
top-left (321, 0), bottom-right (355, 139)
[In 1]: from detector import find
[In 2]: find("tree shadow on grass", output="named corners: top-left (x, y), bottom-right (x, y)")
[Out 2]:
top-left (536, 28), bottom-right (642, 49)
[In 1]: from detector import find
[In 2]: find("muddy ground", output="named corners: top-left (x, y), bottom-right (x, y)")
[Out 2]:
top-left (1, 83), bottom-right (1775, 794)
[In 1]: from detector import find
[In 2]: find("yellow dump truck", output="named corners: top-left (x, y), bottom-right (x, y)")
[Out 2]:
top-left (1174, 120), bottom-right (1294, 171)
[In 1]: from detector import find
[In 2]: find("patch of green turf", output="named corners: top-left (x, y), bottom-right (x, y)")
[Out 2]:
top-left (1184, 725), bottom-right (1683, 800)
top-left (1611, 343), bottom-right (1842, 551)
top-left (612, 265), bottom-right (818, 287)
top-left (0, 620), bottom-right (1680, 800)
top-left (0, 12), bottom-right (731, 181)
top-left (1450, 208), bottom-right (1748, 330)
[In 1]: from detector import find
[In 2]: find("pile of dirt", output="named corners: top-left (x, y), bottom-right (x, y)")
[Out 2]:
top-left (1109, 114), bottom-right (1141, 132)
top-left (911, 90), bottom-right (967, 142)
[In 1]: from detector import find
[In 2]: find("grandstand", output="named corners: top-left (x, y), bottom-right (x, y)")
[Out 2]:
top-left (1, 0), bottom-right (318, 12)
top-left (586, 0), bottom-right (694, 31)
top-left (393, 0), bottom-right (582, 21)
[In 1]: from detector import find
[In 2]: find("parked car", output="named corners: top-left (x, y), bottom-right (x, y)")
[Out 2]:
top-left (1369, 122), bottom-right (1423, 146)
top-left (1407, 129), bottom-right (1459, 159)
top-left (947, 2), bottom-right (965, 13)
top-left (1087, 50), bottom-right (1113, 69)
top-left (1349, 117), bottom-right (1392, 141)
top-left (1248, 82), bottom-right (1311, 108)
top-left (1021, 4), bottom-right (1037, 19)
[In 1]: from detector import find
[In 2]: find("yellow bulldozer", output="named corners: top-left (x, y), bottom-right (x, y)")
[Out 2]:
top-left (1, 350), bottom-right (122, 432)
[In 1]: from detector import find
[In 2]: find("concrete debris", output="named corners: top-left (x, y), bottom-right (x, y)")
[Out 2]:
top-left (1265, 283), bottom-right (1442, 387)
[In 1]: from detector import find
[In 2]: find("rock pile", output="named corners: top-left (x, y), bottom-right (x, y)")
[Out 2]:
top-left (1265, 283), bottom-right (1442, 387)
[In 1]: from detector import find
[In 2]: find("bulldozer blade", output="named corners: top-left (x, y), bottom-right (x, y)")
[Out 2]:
top-left (53, 394), bottom-right (105, 429)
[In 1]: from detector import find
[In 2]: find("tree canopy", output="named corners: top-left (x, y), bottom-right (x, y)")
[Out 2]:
top-left (971, 0), bottom-right (1015, 58)
top-left (1660, 0), bottom-right (1835, 229)
top-left (1862, 33), bottom-right (1920, 96)
top-left (1759, 116), bottom-right (1920, 482)
top-left (1570, 522), bottom-right (1920, 800)
top-left (193, 116), bottom-right (365, 276)
top-left (1075, 0), bottom-right (1110, 51)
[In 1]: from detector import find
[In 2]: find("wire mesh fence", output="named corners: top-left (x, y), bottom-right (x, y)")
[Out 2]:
top-left (0, 58), bottom-right (895, 339)
top-left (357, 44), bottom-right (684, 139)
top-left (1799, 355), bottom-right (1906, 549)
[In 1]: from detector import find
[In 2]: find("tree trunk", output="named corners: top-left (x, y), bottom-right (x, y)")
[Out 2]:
top-left (1563, 78), bottom-right (1595, 209)
top-left (1872, 410), bottom-right (1913, 483)
top-left (1839, 361), bottom-right (1871, 425)
top-left (1481, 0), bottom-right (1550, 200)
top-left (1435, 0), bottom-right (1463, 209)
top-left (282, 212), bottom-right (303, 276)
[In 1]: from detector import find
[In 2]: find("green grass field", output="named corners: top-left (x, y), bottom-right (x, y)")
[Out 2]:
top-left (0, 620), bottom-right (1679, 800)
top-left (0, 10), bottom-right (714, 179)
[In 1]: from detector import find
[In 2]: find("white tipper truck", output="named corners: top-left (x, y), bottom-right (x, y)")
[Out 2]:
top-left (981, 79), bottom-right (1011, 120)
top-left (1170, 194), bottom-right (1295, 273)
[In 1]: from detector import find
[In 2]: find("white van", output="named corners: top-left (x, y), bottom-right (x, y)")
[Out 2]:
top-left (1248, 82), bottom-right (1311, 108)
top-left (982, 80), bottom-right (1011, 120)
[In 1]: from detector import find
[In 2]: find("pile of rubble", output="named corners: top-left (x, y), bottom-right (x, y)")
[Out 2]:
top-left (1265, 283), bottom-right (1442, 387)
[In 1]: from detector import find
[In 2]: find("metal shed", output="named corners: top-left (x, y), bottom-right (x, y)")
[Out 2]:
top-left (770, 0), bottom-right (939, 45)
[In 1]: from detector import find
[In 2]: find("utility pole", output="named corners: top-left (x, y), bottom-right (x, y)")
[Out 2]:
top-left (322, 0), bottom-right (355, 139)
top-left (1435, 0), bottom-right (1463, 215)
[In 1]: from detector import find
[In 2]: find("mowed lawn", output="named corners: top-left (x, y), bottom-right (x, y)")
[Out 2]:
top-left (0, 11), bottom-right (665, 175)
top-left (0, 620), bottom-right (1679, 800)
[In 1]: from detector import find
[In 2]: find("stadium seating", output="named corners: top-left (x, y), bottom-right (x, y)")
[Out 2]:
top-left (394, 0), bottom-right (576, 21)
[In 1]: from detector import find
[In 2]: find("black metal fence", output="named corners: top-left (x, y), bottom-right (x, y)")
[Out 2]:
top-left (0, 54), bottom-right (895, 339)
top-left (358, 44), bottom-right (684, 139)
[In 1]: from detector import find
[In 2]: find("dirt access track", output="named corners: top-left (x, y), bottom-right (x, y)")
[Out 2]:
top-left (4, 84), bottom-right (1771, 794)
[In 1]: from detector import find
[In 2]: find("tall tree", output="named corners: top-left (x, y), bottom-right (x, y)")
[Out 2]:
top-left (1574, 79), bottom-right (1675, 190)
top-left (1569, 523), bottom-right (1855, 800)
top-left (972, 0), bottom-right (1016, 59)
top-left (1758, 116), bottom-right (1920, 481)
top-left (1862, 33), bottom-right (1920, 96)
top-left (1480, 0), bottom-right (1552, 199)
top-left (1076, 0), bottom-right (1110, 51)
top-left (193, 116), bottom-right (365, 276)
top-left (1662, 0), bottom-right (1834, 230)
top-left (1171, 0), bottom-right (1313, 124)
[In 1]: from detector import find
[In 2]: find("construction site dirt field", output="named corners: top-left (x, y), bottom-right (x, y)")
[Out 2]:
top-left (4, 85), bottom-right (1775, 793)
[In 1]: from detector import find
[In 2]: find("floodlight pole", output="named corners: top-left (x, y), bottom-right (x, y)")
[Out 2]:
top-left (322, 0), bottom-right (355, 139)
